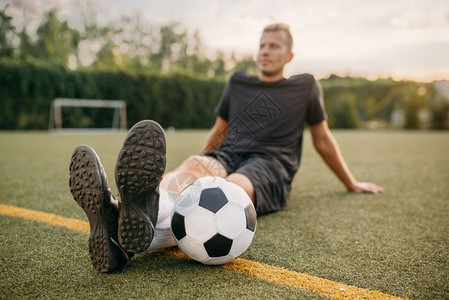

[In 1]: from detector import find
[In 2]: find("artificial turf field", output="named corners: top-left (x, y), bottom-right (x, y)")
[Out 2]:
top-left (0, 129), bottom-right (448, 299)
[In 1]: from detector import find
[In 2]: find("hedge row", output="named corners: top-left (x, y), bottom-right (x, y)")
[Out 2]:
top-left (1, 62), bottom-right (441, 130)
top-left (0, 62), bottom-right (224, 129)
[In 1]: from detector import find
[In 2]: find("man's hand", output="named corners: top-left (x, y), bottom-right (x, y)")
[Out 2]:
top-left (348, 182), bottom-right (384, 194)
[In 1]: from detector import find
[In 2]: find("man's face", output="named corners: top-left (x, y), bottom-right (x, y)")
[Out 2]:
top-left (257, 30), bottom-right (293, 80)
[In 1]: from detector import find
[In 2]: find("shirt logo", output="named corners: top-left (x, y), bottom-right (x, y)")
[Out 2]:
top-left (244, 91), bottom-right (284, 131)
top-left (219, 116), bottom-right (257, 153)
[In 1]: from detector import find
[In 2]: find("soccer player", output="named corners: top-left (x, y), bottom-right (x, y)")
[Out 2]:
top-left (69, 23), bottom-right (383, 272)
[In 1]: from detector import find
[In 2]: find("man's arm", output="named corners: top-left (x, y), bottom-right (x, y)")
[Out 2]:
top-left (309, 120), bottom-right (384, 194)
top-left (201, 116), bottom-right (228, 153)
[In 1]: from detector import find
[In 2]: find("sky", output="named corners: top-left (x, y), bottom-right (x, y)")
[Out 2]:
top-left (4, 0), bottom-right (449, 82)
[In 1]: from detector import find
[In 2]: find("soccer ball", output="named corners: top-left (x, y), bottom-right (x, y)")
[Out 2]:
top-left (170, 176), bottom-right (257, 265)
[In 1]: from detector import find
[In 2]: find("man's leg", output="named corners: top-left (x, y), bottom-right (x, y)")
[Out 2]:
top-left (115, 120), bottom-right (167, 253)
top-left (161, 155), bottom-right (256, 203)
top-left (226, 173), bottom-right (255, 203)
top-left (114, 120), bottom-right (253, 253)
top-left (114, 121), bottom-right (229, 253)
top-left (69, 145), bottom-right (132, 273)
top-left (147, 186), bottom-right (177, 250)
top-left (230, 156), bottom-right (290, 216)
top-left (161, 155), bottom-right (228, 198)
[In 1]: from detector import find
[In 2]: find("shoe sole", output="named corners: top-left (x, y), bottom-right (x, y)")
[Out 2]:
top-left (69, 145), bottom-right (126, 272)
top-left (115, 120), bottom-right (166, 253)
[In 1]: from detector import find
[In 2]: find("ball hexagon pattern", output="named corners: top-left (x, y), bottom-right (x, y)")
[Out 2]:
top-left (170, 176), bottom-right (257, 265)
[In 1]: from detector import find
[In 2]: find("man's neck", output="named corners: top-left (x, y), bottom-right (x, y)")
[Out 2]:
top-left (258, 72), bottom-right (284, 83)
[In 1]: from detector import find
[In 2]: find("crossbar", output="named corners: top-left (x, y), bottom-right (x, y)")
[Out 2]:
top-left (49, 98), bottom-right (127, 132)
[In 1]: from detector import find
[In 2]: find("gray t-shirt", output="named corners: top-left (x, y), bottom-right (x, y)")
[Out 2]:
top-left (215, 72), bottom-right (327, 178)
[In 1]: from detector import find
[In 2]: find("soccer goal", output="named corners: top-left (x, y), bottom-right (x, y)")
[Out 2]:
top-left (49, 98), bottom-right (127, 133)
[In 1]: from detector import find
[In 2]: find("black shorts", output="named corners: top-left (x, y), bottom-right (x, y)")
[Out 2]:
top-left (202, 151), bottom-right (292, 216)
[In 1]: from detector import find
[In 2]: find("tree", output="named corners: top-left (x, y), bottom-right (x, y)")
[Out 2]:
top-left (213, 51), bottom-right (227, 78)
top-left (105, 13), bottom-right (154, 71)
top-left (123, 16), bottom-right (153, 71)
top-left (430, 96), bottom-right (449, 130)
top-left (327, 92), bottom-right (360, 128)
top-left (90, 41), bottom-right (119, 70)
top-left (34, 9), bottom-right (79, 66)
top-left (232, 54), bottom-right (257, 75)
top-left (18, 27), bottom-right (34, 61)
top-left (155, 24), bottom-right (185, 72)
top-left (0, 4), bottom-right (16, 59)
top-left (403, 85), bottom-right (426, 129)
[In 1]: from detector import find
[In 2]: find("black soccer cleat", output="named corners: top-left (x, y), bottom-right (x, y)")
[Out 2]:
top-left (69, 145), bottom-right (131, 273)
top-left (115, 120), bottom-right (166, 253)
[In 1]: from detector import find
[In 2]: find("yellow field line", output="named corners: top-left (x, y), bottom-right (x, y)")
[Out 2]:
top-left (1, 204), bottom-right (407, 300)
top-left (0, 203), bottom-right (90, 233)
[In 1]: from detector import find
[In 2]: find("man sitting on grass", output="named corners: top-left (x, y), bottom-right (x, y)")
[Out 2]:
top-left (69, 23), bottom-right (383, 272)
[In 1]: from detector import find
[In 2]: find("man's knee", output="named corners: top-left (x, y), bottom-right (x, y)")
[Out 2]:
top-left (178, 155), bottom-right (226, 178)
top-left (227, 173), bottom-right (255, 203)
top-left (179, 155), bottom-right (202, 169)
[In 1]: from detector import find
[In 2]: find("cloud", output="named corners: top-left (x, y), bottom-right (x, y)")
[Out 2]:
top-left (3, 0), bottom-right (448, 81)
top-left (7, 0), bottom-right (42, 16)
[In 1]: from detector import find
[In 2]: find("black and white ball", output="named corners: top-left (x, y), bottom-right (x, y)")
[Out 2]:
top-left (170, 176), bottom-right (257, 265)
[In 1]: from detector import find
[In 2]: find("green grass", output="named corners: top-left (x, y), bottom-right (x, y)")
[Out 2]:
top-left (1, 129), bottom-right (448, 299)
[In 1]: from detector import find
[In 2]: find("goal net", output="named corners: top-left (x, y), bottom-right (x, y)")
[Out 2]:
top-left (49, 98), bottom-right (127, 132)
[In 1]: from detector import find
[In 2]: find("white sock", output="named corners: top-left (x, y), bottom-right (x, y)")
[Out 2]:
top-left (149, 187), bottom-right (177, 250)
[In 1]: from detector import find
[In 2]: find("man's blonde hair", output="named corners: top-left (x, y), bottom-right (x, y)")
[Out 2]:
top-left (262, 23), bottom-right (293, 53)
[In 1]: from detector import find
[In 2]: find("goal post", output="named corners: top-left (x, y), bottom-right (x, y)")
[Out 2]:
top-left (49, 98), bottom-right (127, 132)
